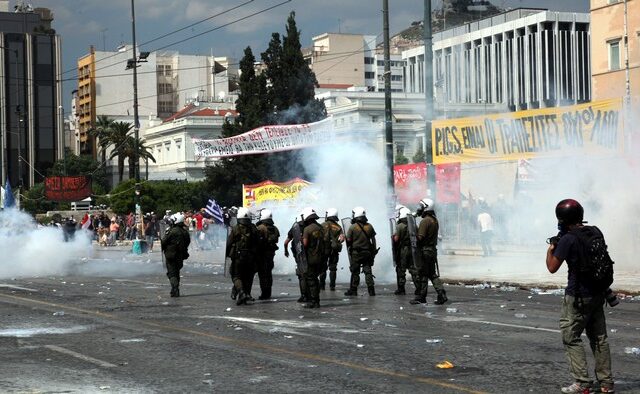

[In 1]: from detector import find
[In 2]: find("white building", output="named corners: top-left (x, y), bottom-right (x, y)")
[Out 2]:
top-left (143, 101), bottom-right (236, 181)
top-left (403, 8), bottom-right (591, 110)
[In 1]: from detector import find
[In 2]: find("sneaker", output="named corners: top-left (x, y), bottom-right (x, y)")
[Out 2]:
top-left (561, 382), bottom-right (592, 394)
top-left (599, 385), bottom-right (615, 393)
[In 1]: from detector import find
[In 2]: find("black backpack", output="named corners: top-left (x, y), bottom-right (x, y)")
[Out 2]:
top-left (571, 225), bottom-right (614, 292)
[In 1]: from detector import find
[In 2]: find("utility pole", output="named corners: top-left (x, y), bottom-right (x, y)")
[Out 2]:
top-left (130, 0), bottom-right (141, 230)
top-left (424, 0), bottom-right (435, 197)
top-left (382, 0), bottom-right (394, 200)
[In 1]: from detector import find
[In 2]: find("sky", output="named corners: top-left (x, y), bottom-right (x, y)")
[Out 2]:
top-left (15, 0), bottom-right (589, 108)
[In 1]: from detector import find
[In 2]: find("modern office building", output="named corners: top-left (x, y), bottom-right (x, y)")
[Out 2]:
top-left (303, 33), bottom-right (404, 92)
top-left (76, 46), bottom-right (238, 156)
top-left (403, 8), bottom-right (591, 111)
top-left (0, 4), bottom-right (62, 188)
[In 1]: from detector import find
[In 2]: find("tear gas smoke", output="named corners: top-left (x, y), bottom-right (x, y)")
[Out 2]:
top-left (254, 139), bottom-right (398, 283)
top-left (0, 208), bottom-right (159, 279)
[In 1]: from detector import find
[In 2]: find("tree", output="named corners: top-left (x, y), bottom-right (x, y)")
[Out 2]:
top-left (413, 145), bottom-right (426, 163)
top-left (124, 137), bottom-right (156, 181)
top-left (102, 121), bottom-right (133, 183)
top-left (89, 115), bottom-right (114, 165)
top-left (204, 47), bottom-right (269, 206)
top-left (21, 183), bottom-right (58, 215)
top-left (395, 152), bottom-right (410, 165)
top-left (108, 179), bottom-right (210, 215)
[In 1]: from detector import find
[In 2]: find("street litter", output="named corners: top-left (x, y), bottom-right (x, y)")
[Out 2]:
top-left (436, 361), bottom-right (454, 369)
top-left (52, 311), bottom-right (65, 316)
top-left (426, 339), bottom-right (442, 343)
top-left (360, 317), bottom-right (368, 321)
top-left (446, 308), bottom-right (458, 313)
top-left (515, 313), bottom-right (527, 318)
top-left (624, 347), bottom-right (640, 356)
top-left (356, 344), bottom-right (365, 348)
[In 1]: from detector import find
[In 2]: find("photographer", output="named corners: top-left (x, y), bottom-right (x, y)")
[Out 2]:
top-left (546, 199), bottom-right (615, 394)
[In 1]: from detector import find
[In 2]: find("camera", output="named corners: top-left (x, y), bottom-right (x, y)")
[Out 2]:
top-left (604, 288), bottom-right (619, 307)
top-left (546, 235), bottom-right (561, 245)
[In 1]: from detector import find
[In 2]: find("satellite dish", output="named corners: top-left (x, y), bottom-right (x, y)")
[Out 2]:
top-left (218, 91), bottom-right (226, 101)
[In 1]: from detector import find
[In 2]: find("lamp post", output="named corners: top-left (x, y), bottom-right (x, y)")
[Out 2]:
top-left (1, 45), bottom-right (21, 189)
top-left (58, 105), bottom-right (66, 175)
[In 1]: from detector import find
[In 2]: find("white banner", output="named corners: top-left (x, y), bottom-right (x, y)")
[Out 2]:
top-left (193, 118), bottom-right (334, 158)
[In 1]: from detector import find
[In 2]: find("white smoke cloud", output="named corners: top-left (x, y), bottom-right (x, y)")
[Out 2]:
top-left (0, 209), bottom-right (159, 279)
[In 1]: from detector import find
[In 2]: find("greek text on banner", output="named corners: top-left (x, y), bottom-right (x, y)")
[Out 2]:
top-left (193, 118), bottom-right (333, 158)
top-left (243, 178), bottom-right (311, 208)
top-left (431, 99), bottom-right (624, 165)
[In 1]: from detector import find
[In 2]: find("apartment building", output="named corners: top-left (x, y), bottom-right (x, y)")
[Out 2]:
top-left (76, 46), bottom-right (238, 156)
top-left (304, 33), bottom-right (404, 92)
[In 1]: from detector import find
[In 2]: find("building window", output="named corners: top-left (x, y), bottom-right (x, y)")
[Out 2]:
top-left (364, 57), bottom-right (374, 64)
top-left (377, 60), bottom-right (384, 66)
top-left (371, 115), bottom-right (379, 123)
top-left (391, 75), bottom-right (403, 81)
top-left (608, 40), bottom-right (621, 71)
top-left (365, 71), bottom-right (375, 79)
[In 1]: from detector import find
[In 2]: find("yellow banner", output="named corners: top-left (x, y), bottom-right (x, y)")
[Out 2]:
top-left (432, 99), bottom-right (624, 164)
top-left (242, 178), bottom-right (311, 208)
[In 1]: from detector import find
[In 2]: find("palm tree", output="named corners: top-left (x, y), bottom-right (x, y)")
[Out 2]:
top-left (89, 115), bottom-right (114, 164)
top-left (125, 137), bottom-right (156, 181)
top-left (104, 121), bottom-right (134, 182)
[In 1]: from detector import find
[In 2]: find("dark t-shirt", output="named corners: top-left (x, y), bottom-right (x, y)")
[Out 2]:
top-left (553, 232), bottom-right (596, 297)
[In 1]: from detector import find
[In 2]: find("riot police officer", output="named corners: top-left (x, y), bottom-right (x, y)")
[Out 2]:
top-left (412, 198), bottom-right (448, 305)
top-left (226, 207), bottom-right (260, 305)
top-left (284, 213), bottom-right (308, 303)
top-left (161, 213), bottom-right (191, 297)
top-left (320, 208), bottom-right (344, 291)
top-left (345, 206), bottom-right (377, 297)
top-left (256, 209), bottom-right (280, 300)
top-left (393, 207), bottom-right (419, 295)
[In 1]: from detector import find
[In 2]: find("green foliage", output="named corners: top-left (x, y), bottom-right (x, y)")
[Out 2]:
top-left (412, 145), bottom-right (426, 163)
top-left (107, 179), bottom-right (210, 215)
top-left (395, 152), bottom-right (410, 165)
top-left (21, 183), bottom-right (60, 215)
top-left (48, 149), bottom-right (109, 194)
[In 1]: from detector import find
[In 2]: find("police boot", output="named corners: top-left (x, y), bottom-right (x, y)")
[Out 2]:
top-left (169, 277), bottom-right (180, 297)
top-left (230, 286), bottom-right (238, 300)
top-left (368, 286), bottom-right (376, 296)
top-left (236, 290), bottom-right (249, 306)
top-left (319, 280), bottom-right (326, 291)
top-left (344, 288), bottom-right (357, 296)
top-left (410, 282), bottom-right (428, 304)
top-left (329, 272), bottom-right (336, 291)
top-left (434, 289), bottom-right (448, 305)
top-left (258, 288), bottom-right (271, 300)
top-left (394, 285), bottom-right (406, 295)
top-left (297, 295), bottom-right (308, 303)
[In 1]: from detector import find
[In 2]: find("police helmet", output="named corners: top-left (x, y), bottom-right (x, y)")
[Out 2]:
top-left (259, 209), bottom-right (272, 221)
top-left (236, 207), bottom-right (250, 219)
top-left (172, 212), bottom-right (185, 225)
top-left (325, 208), bottom-right (338, 220)
top-left (398, 207), bottom-right (411, 220)
top-left (301, 207), bottom-right (319, 221)
top-left (352, 206), bottom-right (366, 219)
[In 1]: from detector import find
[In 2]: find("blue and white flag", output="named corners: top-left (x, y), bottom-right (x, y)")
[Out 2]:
top-left (3, 179), bottom-right (15, 209)
top-left (205, 199), bottom-right (224, 224)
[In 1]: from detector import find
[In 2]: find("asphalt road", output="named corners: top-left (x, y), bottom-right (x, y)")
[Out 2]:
top-left (1, 249), bottom-right (639, 393)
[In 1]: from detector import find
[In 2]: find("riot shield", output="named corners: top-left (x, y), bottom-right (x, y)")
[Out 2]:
top-left (341, 217), bottom-right (353, 265)
top-left (223, 225), bottom-right (231, 277)
top-left (406, 215), bottom-right (422, 268)
top-left (389, 217), bottom-right (398, 267)
top-left (292, 222), bottom-right (307, 274)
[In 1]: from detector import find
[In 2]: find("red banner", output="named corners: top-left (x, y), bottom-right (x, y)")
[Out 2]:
top-left (394, 163), bottom-right (427, 204)
top-left (44, 176), bottom-right (92, 202)
top-left (435, 163), bottom-right (460, 203)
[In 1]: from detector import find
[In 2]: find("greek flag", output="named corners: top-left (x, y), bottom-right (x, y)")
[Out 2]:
top-left (205, 199), bottom-right (224, 224)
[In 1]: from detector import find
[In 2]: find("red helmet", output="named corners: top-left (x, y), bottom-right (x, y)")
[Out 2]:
top-left (555, 199), bottom-right (584, 225)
